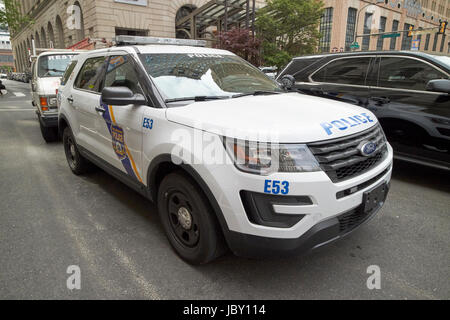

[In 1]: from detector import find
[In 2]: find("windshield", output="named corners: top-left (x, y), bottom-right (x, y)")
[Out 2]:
top-left (139, 53), bottom-right (281, 101)
top-left (431, 55), bottom-right (450, 69)
top-left (38, 54), bottom-right (76, 78)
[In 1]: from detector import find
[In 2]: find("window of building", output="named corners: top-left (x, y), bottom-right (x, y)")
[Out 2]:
top-left (377, 16), bottom-right (387, 51)
top-left (440, 35), bottom-right (446, 52)
top-left (401, 23), bottom-right (414, 50)
top-left (390, 20), bottom-right (399, 50)
top-left (345, 7), bottom-right (357, 51)
top-left (311, 57), bottom-right (372, 85)
top-left (378, 57), bottom-right (448, 91)
top-left (432, 33), bottom-right (439, 51)
top-left (424, 33), bottom-right (431, 50)
top-left (115, 28), bottom-right (148, 37)
top-left (362, 12), bottom-right (373, 51)
top-left (105, 55), bottom-right (143, 94)
top-left (75, 56), bottom-right (107, 92)
top-left (319, 7), bottom-right (334, 53)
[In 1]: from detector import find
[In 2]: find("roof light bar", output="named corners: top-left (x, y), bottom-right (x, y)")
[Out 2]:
top-left (115, 36), bottom-right (207, 47)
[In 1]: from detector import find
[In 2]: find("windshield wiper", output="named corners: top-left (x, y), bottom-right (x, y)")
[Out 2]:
top-left (165, 96), bottom-right (230, 103)
top-left (232, 91), bottom-right (282, 99)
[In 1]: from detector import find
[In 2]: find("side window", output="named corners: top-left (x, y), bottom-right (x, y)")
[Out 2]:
top-left (61, 61), bottom-right (77, 86)
top-left (74, 56), bottom-right (106, 92)
top-left (312, 57), bottom-right (371, 85)
top-left (378, 57), bottom-right (448, 91)
top-left (104, 55), bottom-right (143, 94)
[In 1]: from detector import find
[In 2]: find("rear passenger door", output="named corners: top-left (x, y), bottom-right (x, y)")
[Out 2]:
top-left (95, 54), bottom-right (146, 183)
top-left (309, 56), bottom-right (374, 107)
top-left (70, 55), bottom-right (108, 151)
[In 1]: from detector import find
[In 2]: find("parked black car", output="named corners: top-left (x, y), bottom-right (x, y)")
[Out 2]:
top-left (278, 51), bottom-right (450, 170)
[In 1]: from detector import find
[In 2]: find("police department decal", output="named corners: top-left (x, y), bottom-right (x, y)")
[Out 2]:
top-left (111, 125), bottom-right (126, 160)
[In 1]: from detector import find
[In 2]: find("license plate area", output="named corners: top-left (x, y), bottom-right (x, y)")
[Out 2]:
top-left (363, 182), bottom-right (389, 214)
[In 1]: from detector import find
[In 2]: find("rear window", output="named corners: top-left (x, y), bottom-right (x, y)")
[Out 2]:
top-left (38, 54), bottom-right (76, 78)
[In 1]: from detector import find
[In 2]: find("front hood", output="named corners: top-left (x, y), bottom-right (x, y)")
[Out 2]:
top-left (166, 93), bottom-right (379, 143)
top-left (36, 77), bottom-right (61, 96)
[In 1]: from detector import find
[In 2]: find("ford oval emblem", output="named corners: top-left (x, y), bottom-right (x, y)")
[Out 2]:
top-left (359, 141), bottom-right (378, 157)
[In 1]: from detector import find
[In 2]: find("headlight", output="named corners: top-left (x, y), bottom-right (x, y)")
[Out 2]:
top-left (224, 138), bottom-right (321, 175)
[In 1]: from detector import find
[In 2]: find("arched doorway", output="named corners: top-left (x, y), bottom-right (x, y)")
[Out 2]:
top-left (41, 27), bottom-right (47, 48)
top-left (176, 5), bottom-right (197, 39)
top-left (73, 2), bottom-right (85, 42)
top-left (47, 22), bottom-right (55, 48)
top-left (34, 31), bottom-right (41, 48)
top-left (55, 16), bottom-right (65, 48)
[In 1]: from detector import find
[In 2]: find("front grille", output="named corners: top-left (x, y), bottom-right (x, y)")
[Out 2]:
top-left (309, 125), bottom-right (388, 182)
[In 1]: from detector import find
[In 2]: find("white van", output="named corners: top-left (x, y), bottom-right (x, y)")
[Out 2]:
top-left (31, 51), bottom-right (79, 142)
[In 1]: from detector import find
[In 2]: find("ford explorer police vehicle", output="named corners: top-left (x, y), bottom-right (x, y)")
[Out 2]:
top-left (58, 36), bottom-right (393, 264)
top-left (32, 51), bottom-right (79, 142)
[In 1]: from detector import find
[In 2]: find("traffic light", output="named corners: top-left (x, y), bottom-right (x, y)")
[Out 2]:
top-left (408, 25), bottom-right (414, 37)
top-left (438, 21), bottom-right (448, 34)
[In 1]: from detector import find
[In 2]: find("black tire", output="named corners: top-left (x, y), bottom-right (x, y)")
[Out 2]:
top-left (157, 172), bottom-right (226, 264)
top-left (39, 119), bottom-right (59, 143)
top-left (63, 127), bottom-right (91, 175)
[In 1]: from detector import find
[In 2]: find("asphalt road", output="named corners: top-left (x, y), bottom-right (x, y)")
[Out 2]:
top-left (0, 79), bottom-right (449, 300)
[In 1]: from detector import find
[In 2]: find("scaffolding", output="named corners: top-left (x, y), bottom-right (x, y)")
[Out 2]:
top-left (175, 0), bottom-right (257, 41)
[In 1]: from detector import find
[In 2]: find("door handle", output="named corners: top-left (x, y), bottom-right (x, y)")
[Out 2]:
top-left (371, 96), bottom-right (390, 105)
top-left (95, 106), bottom-right (106, 114)
top-left (67, 97), bottom-right (74, 104)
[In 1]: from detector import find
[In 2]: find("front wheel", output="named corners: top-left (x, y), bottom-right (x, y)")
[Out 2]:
top-left (157, 172), bottom-right (226, 264)
top-left (63, 127), bottom-right (91, 175)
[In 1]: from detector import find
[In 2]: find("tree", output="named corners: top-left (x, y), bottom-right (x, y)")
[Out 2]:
top-left (256, 0), bottom-right (324, 69)
top-left (0, 0), bottom-right (33, 34)
top-left (215, 28), bottom-right (262, 66)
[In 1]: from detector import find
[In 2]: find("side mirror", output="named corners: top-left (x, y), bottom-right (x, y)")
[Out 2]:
top-left (279, 75), bottom-right (295, 90)
top-left (426, 79), bottom-right (450, 94)
top-left (101, 86), bottom-right (147, 106)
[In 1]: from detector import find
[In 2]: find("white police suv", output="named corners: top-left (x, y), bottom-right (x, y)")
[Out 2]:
top-left (58, 36), bottom-right (393, 264)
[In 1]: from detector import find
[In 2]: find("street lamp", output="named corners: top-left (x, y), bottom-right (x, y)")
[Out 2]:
top-left (354, 0), bottom-right (385, 44)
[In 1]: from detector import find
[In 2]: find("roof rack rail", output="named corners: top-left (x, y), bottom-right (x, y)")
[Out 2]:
top-left (114, 35), bottom-right (207, 47)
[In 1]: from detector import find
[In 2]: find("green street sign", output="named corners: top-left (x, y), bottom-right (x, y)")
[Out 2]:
top-left (381, 33), bottom-right (401, 39)
top-left (350, 42), bottom-right (360, 49)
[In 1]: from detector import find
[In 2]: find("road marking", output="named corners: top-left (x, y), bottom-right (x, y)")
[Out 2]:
top-left (13, 92), bottom-right (26, 97)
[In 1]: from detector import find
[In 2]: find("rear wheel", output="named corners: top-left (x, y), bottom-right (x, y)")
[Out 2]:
top-left (157, 172), bottom-right (226, 264)
top-left (63, 127), bottom-right (90, 175)
top-left (39, 117), bottom-right (58, 143)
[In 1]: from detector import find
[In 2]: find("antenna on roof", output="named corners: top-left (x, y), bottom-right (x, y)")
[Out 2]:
top-left (114, 35), bottom-right (207, 47)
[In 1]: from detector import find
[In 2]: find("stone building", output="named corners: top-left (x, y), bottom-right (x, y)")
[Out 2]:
top-left (10, 0), bottom-right (450, 73)
top-left (320, 0), bottom-right (449, 53)
top-left (10, 0), bottom-right (266, 72)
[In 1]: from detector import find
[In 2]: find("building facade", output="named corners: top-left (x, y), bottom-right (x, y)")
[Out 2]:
top-left (10, 0), bottom-right (266, 72)
top-left (0, 1), bottom-right (14, 72)
top-left (320, 0), bottom-right (450, 54)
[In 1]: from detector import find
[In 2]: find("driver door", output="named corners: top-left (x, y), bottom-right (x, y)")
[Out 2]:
top-left (95, 54), bottom-right (146, 183)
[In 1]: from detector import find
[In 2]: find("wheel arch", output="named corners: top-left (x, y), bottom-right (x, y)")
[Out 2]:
top-left (147, 154), bottom-right (231, 244)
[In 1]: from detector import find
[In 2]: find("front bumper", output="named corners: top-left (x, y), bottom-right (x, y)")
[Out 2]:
top-left (226, 182), bottom-right (389, 258)
top-left (37, 111), bottom-right (58, 128)
top-left (199, 143), bottom-right (393, 256)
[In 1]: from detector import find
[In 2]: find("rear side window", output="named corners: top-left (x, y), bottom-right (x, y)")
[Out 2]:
top-left (74, 56), bottom-right (107, 92)
top-left (104, 55), bottom-right (143, 94)
top-left (378, 57), bottom-right (448, 91)
top-left (311, 57), bottom-right (371, 85)
top-left (61, 61), bottom-right (77, 86)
